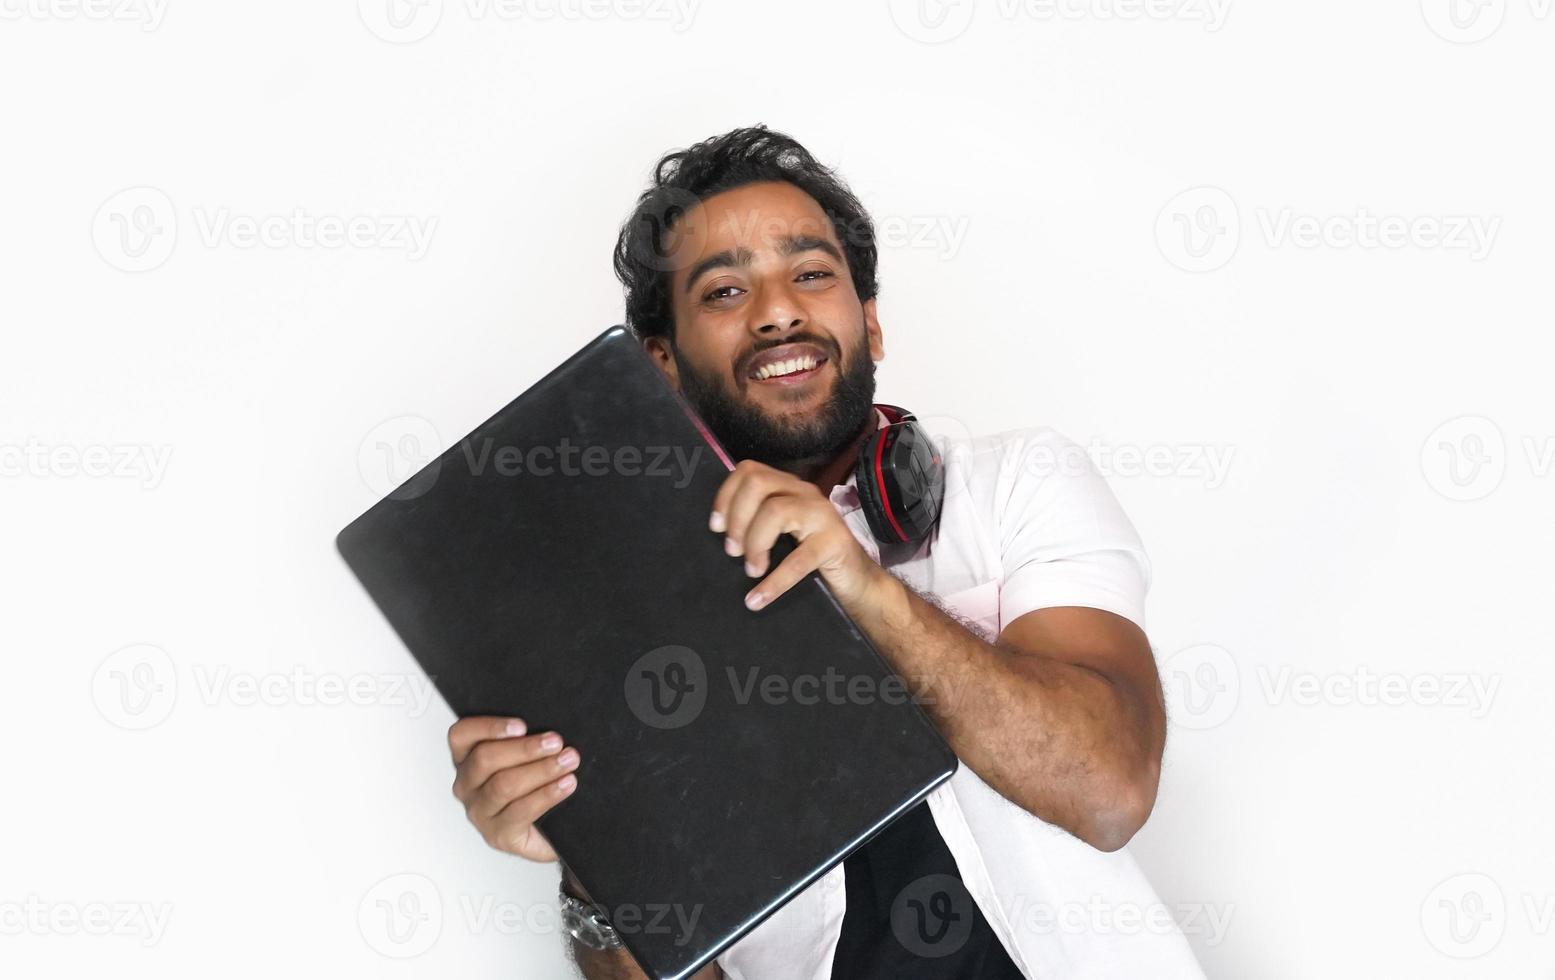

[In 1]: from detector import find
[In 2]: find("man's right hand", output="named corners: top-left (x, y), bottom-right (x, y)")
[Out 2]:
top-left (448, 716), bottom-right (581, 863)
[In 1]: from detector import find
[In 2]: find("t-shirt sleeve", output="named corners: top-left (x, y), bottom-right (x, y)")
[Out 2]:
top-left (994, 428), bottom-right (1153, 631)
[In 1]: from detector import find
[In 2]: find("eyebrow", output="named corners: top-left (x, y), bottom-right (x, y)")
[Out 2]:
top-left (681, 234), bottom-right (845, 295)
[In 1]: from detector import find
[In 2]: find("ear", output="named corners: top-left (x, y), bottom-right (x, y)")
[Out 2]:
top-left (862, 297), bottom-right (885, 362)
top-left (643, 336), bottom-right (681, 391)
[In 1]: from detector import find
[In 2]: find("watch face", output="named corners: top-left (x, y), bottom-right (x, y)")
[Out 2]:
top-left (561, 901), bottom-right (615, 951)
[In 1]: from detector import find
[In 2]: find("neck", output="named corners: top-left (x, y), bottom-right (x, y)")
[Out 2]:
top-left (773, 410), bottom-right (879, 494)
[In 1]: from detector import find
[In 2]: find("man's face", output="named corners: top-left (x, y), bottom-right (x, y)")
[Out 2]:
top-left (645, 180), bottom-right (885, 469)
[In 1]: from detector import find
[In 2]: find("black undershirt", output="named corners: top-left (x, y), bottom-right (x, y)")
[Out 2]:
top-left (829, 801), bottom-right (1025, 979)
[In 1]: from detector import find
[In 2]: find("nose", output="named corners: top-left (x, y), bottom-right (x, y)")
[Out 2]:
top-left (751, 279), bottom-right (805, 338)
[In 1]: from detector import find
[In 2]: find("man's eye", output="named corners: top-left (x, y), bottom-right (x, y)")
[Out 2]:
top-left (703, 285), bottom-right (742, 302)
top-left (797, 270), bottom-right (832, 282)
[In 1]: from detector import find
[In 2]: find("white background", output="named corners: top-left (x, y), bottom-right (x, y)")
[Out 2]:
top-left (2, 0), bottom-right (1551, 977)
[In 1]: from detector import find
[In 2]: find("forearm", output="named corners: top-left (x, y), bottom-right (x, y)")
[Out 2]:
top-left (854, 569), bottom-right (1161, 849)
top-left (569, 944), bottom-right (647, 980)
top-left (561, 867), bottom-right (645, 980)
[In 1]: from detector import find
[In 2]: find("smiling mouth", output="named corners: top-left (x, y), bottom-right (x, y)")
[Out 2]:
top-left (746, 351), bottom-right (830, 386)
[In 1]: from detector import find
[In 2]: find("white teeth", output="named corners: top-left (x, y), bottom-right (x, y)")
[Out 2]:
top-left (755, 355), bottom-right (818, 380)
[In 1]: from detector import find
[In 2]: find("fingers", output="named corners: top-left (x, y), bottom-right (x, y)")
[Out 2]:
top-left (465, 744), bottom-right (582, 821)
top-left (740, 495), bottom-right (810, 579)
top-left (448, 715), bottom-right (527, 765)
top-left (746, 536), bottom-right (826, 610)
top-left (713, 461), bottom-right (805, 557)
top-left (488, 769), bottom-right (580, 837)
top-left (446, 718), bottom-right (579, 863)
top-left (452, 730), bottom-right (566, 800)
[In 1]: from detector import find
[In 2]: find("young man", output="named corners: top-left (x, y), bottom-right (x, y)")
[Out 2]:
top-left (446, 126), bottom-right (1205, 978)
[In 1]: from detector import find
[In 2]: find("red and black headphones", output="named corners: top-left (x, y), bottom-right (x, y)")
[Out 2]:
top-left (852, 404), bottom-right (946, 547)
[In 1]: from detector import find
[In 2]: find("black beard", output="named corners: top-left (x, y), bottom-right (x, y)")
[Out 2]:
top-left (674, 331), bottom-right (877, 469)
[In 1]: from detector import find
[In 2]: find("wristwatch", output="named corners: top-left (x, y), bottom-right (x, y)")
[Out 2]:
top-left (559, 887), bottom-right (624, 951)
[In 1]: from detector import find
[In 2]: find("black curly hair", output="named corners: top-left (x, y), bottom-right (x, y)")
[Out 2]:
top-left (612, 124), bottom-right (880, 345)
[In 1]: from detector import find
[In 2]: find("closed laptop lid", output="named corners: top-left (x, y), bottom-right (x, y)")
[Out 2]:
top-left (336, 325), bottom-right (957, 979)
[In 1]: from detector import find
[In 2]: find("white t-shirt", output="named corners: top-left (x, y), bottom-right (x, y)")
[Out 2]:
top-left (717, 419), bottom-right (1205, 980)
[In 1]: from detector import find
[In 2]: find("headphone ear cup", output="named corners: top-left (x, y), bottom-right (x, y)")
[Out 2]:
top-left (852, 429), bottom-right (898, 544)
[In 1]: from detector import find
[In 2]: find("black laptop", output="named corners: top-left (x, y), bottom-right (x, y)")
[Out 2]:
top-left (336, 325), bottom-right (957, 979)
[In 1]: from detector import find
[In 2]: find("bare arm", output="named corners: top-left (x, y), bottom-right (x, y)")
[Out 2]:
top-left (713, 459), bottom-right (1166, 852)
top-left (855, 576), bottom-right (1166, 851)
